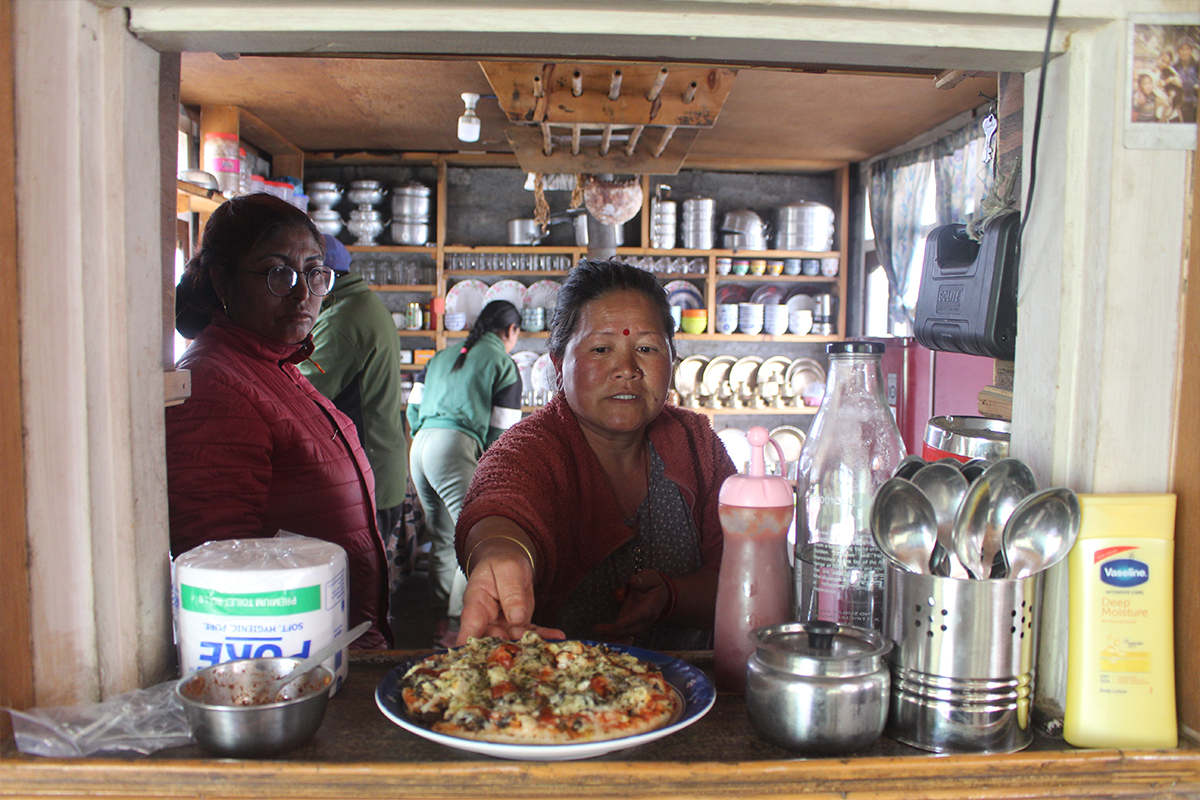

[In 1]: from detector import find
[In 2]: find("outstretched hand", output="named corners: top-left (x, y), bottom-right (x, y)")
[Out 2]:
top-left (455, 540), bottom-right (563, 646)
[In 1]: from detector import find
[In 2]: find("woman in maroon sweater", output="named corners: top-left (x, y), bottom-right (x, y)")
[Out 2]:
top-left (167, 193), bottom-right (391, 649)
top-left (456, 260), bottom-right (737, 649)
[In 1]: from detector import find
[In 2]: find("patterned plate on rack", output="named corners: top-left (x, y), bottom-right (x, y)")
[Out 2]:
top-left (511, 350), bottom-right (540, 395)
top-left (715, 284), bottom-right (752, 305)
top-left (484, 279), bottom-right (531, 310)
top-left (749, 284), bottom-right (785, 305)
top-left (527, 279), bottom-right (561, 311)
top-left (445, 279), bottom-right (489, 326)
top-left (662, 280), bottom-right (704, 310)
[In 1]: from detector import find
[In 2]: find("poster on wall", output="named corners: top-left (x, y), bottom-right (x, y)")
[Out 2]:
top-left (1125, 15), bottom-right (1199, 150)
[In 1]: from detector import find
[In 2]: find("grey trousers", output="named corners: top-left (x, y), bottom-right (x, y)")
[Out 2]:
top-left (408, 427), bottom-right (477, 619)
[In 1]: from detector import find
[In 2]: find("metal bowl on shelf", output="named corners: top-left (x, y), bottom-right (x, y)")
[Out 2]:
top-left (309, 209), bottom-right (343, 236)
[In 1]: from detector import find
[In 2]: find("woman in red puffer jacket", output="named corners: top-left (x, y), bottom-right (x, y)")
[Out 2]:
top-left (167, 193), bottom-right (391, 649)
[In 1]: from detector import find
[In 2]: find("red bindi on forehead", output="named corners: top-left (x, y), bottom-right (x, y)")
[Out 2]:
top-left (624, 329), bottom-right (630, 336)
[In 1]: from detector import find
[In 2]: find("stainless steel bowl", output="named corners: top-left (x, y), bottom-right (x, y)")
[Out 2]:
top-left (746, 621), bottom-right (891, 754)
top-left (305, 182), bottom-right (342, 211)
top-left (309, 209), bottom-right (343, 236)
top-left (176, 657), bottom-right (333, 758)
top-left (720, 209), bottom-right (765, 236)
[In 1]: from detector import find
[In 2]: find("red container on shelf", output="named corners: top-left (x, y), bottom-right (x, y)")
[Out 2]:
top-left (922, 415), bottom-right (1011, 463)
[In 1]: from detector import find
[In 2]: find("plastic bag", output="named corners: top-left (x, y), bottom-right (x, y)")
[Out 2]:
top-left (5, 679), bottom-right (194, 757)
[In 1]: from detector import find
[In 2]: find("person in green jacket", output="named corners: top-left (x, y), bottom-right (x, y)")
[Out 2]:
top-left (407, 299), bottom-right (522, 646)
top-left (300, 236), bottom-right (409, 623)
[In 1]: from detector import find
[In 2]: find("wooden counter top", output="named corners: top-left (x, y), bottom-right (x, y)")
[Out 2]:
top-left (2, 651), bottom-right (1199, 799)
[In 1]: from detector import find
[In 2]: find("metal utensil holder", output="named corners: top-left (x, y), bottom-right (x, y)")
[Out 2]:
top-left (883, 564), bottom-right (1043, 754)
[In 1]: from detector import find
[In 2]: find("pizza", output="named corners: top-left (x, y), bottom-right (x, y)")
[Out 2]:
top-left (398, 631), bottom-right (679, 745)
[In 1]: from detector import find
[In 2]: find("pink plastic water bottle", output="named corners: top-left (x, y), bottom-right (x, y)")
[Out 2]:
top-left (714, 426), bottom-right (795, 693)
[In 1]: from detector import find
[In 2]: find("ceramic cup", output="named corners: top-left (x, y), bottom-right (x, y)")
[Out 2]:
top-left (680, 309), bottom-right (708, 335)
top-left (520, 307), bottom-right (545, 333)
top-left (738, 303), bottom-right (764, 335)
top-left (763, 303), bottom-right (789, 336)
top-left (789, 309), bottom-right (814, 335)
top-left (716, 304), bottom-right (739, 334)
top-left (716, 258), bottom-right (733, 275)
top-left (444, 312), bottom-right (468, 332)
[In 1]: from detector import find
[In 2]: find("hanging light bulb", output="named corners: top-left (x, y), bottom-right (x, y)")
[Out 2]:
top-left (458, 92), bottom-right (481, 143)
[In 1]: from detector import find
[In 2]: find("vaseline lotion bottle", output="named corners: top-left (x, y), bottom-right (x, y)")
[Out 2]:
top-left (1064, 493), bottom-right (1177, 749)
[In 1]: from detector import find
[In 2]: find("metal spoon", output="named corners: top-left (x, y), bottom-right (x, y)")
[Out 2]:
top-left (893, 454), bottom-right (927, 481)
top-left (265, 620), bottom-right (371, 701)
top-left (870, 477), bottom-right (939, 574)
top-left (909, 462), bottom-right (971, 579)
top-left (960, 458), bottom-right (992, 485)
top-left (953, 458), bottom-right (1038, 579)
top-left (1001, 487), bottom-right (1082, 579)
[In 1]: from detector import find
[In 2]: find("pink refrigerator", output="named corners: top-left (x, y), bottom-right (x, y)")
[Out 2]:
top-left (861, 337), bottom-right (996, 456)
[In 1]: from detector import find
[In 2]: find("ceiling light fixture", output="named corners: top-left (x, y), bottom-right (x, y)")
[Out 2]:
top-left (458, 93), bottom-right (481, 143)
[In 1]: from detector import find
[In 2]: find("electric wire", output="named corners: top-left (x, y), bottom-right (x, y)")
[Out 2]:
top-left (1017, 0), bottom-right (1061, 252)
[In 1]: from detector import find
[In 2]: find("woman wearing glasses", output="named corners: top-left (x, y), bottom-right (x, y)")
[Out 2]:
top-left (168, 193), bottom-right (391, 649)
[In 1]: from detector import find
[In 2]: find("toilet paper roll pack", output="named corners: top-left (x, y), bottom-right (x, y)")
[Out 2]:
top-left (173, 535), bottom-right (350, 694)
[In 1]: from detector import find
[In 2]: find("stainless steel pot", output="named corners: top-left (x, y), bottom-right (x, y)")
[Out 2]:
top-left (390, 221), bottom-right (429, 245)
top-left (775, 201), bottom-right (835, 251)
top-left (391, 183), bottom-right (431, 220)
top-left (508, 218), bottom-right (546, 246)
top-left (746, 621), bottom-right (891, 754)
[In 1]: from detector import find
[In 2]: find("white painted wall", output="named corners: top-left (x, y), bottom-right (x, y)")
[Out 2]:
top-left (15, 0), bottom-right (171, 704)
top-left (1012, 20), bottom-right (1189, 714)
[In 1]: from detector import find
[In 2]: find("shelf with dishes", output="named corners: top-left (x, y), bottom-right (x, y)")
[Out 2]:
top-left (674, 353), bottom-right (827, 413)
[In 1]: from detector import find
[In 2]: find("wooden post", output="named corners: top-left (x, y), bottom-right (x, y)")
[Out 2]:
top-left (682, 81), bottom-right (698, 104)
top-left (608, 69), bottom-right (623, 101)
top-left (571, 70), bottom-right (583, 97)
top-left (646, 67), bottom-right (669, 101)
top-left (653, 126), bottom-right (676, 157)
top-left (625, 125), bottom-right (644, 156)
top-left (599, 125), bottom-right (613, 156)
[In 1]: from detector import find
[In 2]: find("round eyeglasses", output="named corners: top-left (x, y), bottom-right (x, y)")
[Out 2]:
top-left (238, 265), bottom-right (337, 297)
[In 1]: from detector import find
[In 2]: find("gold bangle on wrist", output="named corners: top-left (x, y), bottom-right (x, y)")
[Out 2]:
top-left (465, 535), bottom-right (535, 576)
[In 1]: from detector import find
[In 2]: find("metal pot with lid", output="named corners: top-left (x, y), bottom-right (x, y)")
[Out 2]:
top-left (746, 621), bottom-right (891, 754)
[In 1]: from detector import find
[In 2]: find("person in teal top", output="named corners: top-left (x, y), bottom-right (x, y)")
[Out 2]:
top-left (407, 299), bottom-right (522, 646)
top-left (299, 236), bottom-right (409, 622)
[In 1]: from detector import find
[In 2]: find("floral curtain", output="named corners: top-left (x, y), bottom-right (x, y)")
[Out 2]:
top-left (868, 114), bottom-right (993, 327)
top-left (868, 145), bottom-right (932, 326)
top-left (932, 114), bottom-right (993, 227)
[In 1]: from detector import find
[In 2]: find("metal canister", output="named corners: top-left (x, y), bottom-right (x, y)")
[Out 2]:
top-left (404, 302), bottom-right (423, 331)
top-left (746, 621), bottom-right (891, 754)
top-left (922, 415), bottom-right (1011, 462)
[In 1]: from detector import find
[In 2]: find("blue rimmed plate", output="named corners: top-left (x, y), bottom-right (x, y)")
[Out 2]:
top-left (375, 642), bottom-right (715, 761)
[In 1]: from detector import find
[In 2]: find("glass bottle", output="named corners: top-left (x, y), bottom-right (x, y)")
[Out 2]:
top-left (793, 341), bottom-right (905, 632)
top-left (714, 427), bottom-right (795, 693)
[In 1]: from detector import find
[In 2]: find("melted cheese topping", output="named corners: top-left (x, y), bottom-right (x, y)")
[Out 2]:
top-left (401, 631), bottom-right (674, 741)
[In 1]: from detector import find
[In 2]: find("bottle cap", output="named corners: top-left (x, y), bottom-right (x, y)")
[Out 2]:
top-left (718, 426), bottom-right (795, 508)
top-left (827, 341), bottom-right (884, 355)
